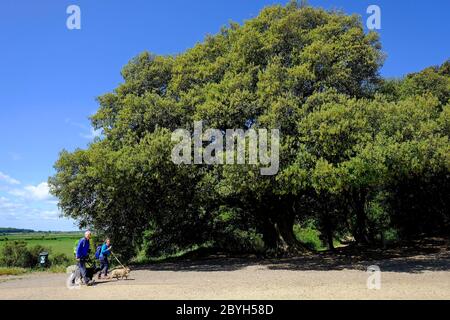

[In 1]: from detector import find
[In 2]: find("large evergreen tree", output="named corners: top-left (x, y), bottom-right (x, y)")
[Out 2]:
top-left (49, 2), bottom-right (449, 258)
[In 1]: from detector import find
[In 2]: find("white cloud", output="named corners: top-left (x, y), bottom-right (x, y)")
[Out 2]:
top-left (65, 118), bottom-right (102, 140)
top-left (0, 197), bottom-right (24, 220)
top-left (0, 171), bottom-right (20, 185)
top-left (0, 196), bottom-right (23, 212)
top-left (37, 210), bottom-right (60, 220)
top-left (25, 182), bottom-right (52, 200)
top-left (9, 182), bottom-right (52, 201)
top-left (80, 128), bottom-right (102, 140)
top-left (0, 195), bottom-right (68, 228)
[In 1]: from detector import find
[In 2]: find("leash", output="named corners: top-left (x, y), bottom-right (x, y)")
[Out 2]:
top-left (111, 251), bottom-right (126, 269)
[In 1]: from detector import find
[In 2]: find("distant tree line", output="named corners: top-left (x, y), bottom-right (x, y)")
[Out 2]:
top-left (0, 228), bottom-right (35, 234)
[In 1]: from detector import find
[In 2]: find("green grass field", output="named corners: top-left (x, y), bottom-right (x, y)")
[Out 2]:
top-left (0, 233), bottom-right (82, 257)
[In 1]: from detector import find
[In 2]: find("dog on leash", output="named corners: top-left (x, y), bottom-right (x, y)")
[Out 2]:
top-left (111, 267), bottom-right (131, 280)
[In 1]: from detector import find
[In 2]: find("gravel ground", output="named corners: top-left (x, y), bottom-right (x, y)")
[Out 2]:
top-left (0, 250), bottom-right (449, 300)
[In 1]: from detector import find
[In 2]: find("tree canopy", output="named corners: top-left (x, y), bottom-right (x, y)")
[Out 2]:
top-left (49, 2), bottom-right (450, 259)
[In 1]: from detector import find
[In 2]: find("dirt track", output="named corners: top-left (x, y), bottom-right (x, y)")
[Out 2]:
top-left (1, 249), bottom-right (449, 300)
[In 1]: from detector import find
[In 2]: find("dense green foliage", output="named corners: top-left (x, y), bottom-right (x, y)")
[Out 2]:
top-left (49, 2), bottom-right (449, 259)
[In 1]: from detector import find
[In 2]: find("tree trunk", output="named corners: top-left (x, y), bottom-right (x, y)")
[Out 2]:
top-left (320, 211), bottom-right (335, 251)
top-left (353, 190), bottom-right (369, 245)
top-left (262, 214), bottom-right (308, 256)
top-left (325, 227), bottom-right (334, 251)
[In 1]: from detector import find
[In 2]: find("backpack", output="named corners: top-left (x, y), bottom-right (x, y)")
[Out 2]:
top-left (95, 245), bottom-right (103, 260)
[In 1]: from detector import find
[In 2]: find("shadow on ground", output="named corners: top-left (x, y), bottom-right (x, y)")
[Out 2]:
top-left (133, 238), bottom-right (450, 274)
top-left (91, 278), bottom-right (136, 287)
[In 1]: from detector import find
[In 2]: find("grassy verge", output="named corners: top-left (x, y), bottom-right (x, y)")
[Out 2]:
top-left (0, 267), bottom-right (28, 276)
top-left (0, 265), bottom-right (71, 276)
top-left (46, 265), bottom-right (70, 273)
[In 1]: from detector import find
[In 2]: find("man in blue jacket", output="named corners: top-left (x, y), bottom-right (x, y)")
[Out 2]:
top-left (76, 230), bottom-right (93, 286)
top-left (98, 238), bottom-right (112, 279)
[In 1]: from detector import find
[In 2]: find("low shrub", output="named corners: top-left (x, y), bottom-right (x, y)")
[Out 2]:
top-left (294, 223), bottom-right (324, 251)
top-left (50, 253), bottom-right (71, 267)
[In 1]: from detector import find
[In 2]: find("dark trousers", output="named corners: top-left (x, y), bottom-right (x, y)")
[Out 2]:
top-left (99, 256), bottom-right (109, 276)
top-left (77, 259), bottom-right (89, 284)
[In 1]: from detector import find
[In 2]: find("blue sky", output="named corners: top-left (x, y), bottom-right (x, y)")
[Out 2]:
top-left (0, 0), bottom-right (449, 231)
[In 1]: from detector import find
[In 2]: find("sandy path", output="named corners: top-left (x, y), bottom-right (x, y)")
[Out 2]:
top-left (1, 252), bottom-right (449, 300)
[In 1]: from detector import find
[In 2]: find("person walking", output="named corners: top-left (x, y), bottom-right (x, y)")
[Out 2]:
top-left (98, 238), bottom-right (112, 279)
top-left (76, 230), bottom-right (93, 286)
